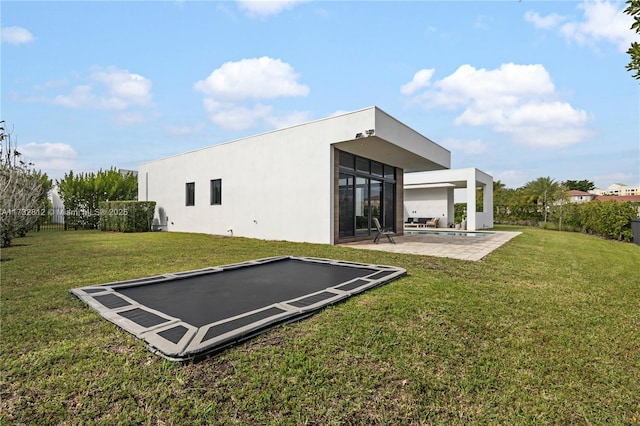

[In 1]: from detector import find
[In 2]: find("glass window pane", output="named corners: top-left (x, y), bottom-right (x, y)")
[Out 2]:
top-left (355, 177), bottom-right (369, 235)
top-left (186, 182), bottom-right (195, 206)
top-left (384, 181), bottom-right (395, 230)
top-left (370, 179), bottom-right (382, 226)
top-left (210, 179), bottom-right (222, 205)
top-left (339, 151), bottom-right (354, 170)
top-left (371, 161), bottom-right (383, 177)
top-left (356, 157), bottom-right (369, 174)
top-left (384, 165), bottom-right (395, 181)
top-left (339, 173), bottom-right (354, 237)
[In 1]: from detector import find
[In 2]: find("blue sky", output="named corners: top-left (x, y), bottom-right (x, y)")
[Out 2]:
top-left (2, 0), bottom-right (638, 189)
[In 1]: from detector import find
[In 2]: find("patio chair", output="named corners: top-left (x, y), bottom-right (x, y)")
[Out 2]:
top-left (373, 217), bottom-right (396, 244)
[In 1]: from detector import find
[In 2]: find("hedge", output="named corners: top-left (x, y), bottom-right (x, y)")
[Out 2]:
top-left (496, 200), bottom-right (639, 242)
top-left (98, 201), bottom-right (156, 232)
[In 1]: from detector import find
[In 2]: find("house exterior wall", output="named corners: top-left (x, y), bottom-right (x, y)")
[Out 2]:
top-left (373, 109), bottom-right (451, 171)
top-left (403, 187), bottom-right (449, 227)
top-left (404, 168), bottom-right (494, 231)
top-left (139, 106), bottom-right (453, 244)
top-left (139, 123), bottom-right (336, 244)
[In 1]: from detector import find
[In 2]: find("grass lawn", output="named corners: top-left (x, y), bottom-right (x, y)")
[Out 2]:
top-left (1, 226), bottom-right (639, 425)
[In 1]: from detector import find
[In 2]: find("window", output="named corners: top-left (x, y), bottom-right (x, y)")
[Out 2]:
top-left (339, 151), bottom-right (354, 169)
top-left (371, 161), bottom-right (383, 177)
top-left (185, 182), bottom-right (195, 206)
top-left (338, 150), bottom-right (397, 238)
top-left (339, 173), bottom-right (354, 237)
top-left (356, 157), bottom-right (370, 174)
top-left (210, 179), bottom-right (222, 205)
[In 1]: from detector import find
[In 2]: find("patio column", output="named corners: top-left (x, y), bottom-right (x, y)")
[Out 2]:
top-left (466, 173), bottom-right (477, 231)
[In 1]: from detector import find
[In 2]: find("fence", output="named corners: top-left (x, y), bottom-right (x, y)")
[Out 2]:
top-left (33, 207), bottom-right (75, 232)
top-left (34, 205), bottom-right (156, 232)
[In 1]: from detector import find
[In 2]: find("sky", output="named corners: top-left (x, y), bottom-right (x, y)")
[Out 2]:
top-left (2, 0), bottom-right (639, 190)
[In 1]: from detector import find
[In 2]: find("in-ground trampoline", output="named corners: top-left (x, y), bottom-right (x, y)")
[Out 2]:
top-left (71, 256), bottom-right (406, 361)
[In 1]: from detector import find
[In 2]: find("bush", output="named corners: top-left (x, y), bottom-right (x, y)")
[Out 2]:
top-left (494, 203), bottom-right (543, 224)
top-left (578, 200), bottom-right (637, 241)
top-left (534, 201), bottom-right (638, 242)
top-left (57, 168), bottom-right (137, 230)
top-left (497, 199), bottom-right (638, 242)
top-left (98, 201), bottom-right (156, 232)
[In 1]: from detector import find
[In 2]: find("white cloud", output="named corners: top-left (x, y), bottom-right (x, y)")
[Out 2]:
top-left (441, 138), bottom-right (489, 155)
top-left (202, 101), bottom-right (273, 131)
top-left (165, 123), bottom-right (205, 137)
top-left (265, 110), bottom-right (313, 129)
top-left (194, 57), bottom-right (309, 101)
top-left (91, 67), bottom-right (153, 107)
top-left (195, 57), bottom-right (309, 131)
top-left (400, 69), bottom-right (435, 95)
top-left (433, 63), bottom-right (555, 107)
top-left (561, 1), bottom-right (637, 52)
top-left (329, 110), bottom-right (351, 117)
top-left (402, 63), bottom-right (591, 148)
top-left (525, 1), bottom-right (638, 52)
top-left (474, 15), bottom-right (492, 31)
top-left (112, 112), bottom-right (150, 126)
top-left (51, 85), bottom-right (99, 109)
top-left (19, 142), bottom-right (78, 176)
top-left (593, 171), bottom-right (637, 188)
top-left (200, 100), bottom-right (311, 132)
top-left (491, 169), bottom-right (529, 189)
top-left (524, 11), bottom-right (566, 29)
top-left (236, 0), bottom-right (307, 17)
top-left (48, 67), bottom-right (153, 111)
top-left (1, 26), bottom-right (35, 45)
top-left (34, 79), bottom-right (68, 91)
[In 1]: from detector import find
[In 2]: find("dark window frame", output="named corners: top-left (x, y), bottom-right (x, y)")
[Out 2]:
top-left (337, 150), bottom-right (396, 238)
top-left (185, 182), bottom-right (195, 206)
top-left (210, 179), bottom-right (222, 205)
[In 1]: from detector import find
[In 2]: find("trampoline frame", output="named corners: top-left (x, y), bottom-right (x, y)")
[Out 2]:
top-left (70, 256), bottom-right (406, 361)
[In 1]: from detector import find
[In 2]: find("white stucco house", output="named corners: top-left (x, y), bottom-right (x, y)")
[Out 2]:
top-left (404, 168), bottom-right (494, 230)
top-left (138, 106), bottom-right (493, 244)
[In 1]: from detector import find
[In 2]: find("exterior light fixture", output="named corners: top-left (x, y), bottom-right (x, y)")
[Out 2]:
top-left (365, 129), bottom-right (375, 136)
top-left (355, 133), bottom-right (364, 139)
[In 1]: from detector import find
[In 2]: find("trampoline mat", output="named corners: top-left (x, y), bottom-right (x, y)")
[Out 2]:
top-left (70, 256), bottom-right (406, 361)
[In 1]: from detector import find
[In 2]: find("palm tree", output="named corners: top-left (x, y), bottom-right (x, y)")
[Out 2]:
top-left (521, 177), bottom-right (565, 223)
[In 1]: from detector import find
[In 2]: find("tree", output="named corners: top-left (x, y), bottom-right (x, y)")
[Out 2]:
top-left (493, 180), bottom-right (524, 223)
top-left (521, 177), bottom-right (566, 223)
top-left (57, 168), bottom-right (137, 229)
top-left (562, 179), bottom-right (595, 192)
top-left (625, 0), bottom-right (640, 80)
top-left (0, 122), bottom-right (50, 247)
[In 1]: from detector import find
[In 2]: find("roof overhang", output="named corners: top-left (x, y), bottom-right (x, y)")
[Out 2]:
top-left (404, 183), bottom-right (457, 189)
top-left (404, 168), bottom-right (493, 189)
top-left (334, 136), bottom-right (448, 172)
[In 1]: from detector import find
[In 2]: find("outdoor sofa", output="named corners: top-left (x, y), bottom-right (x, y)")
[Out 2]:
top-left (405, 217), bottom-right (440, 228)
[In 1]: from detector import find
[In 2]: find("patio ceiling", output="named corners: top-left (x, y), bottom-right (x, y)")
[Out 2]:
top-left (334, 136), bottom-right (448, 173)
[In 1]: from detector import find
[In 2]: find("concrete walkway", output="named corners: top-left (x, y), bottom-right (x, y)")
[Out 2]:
top-left (341, 230), bottom-right (521, 261)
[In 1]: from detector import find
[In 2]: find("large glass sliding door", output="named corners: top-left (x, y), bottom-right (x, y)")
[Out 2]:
top-left (339, 173), bottom-right (354, 238)
top-left (383, 181), bottom-right (394, 230)
top-left (338, 150), bottom-right (396, 239)
top-left (371, 179), bottom-right (382, 226)
top-left (355, 177), bottom-right (368, 235)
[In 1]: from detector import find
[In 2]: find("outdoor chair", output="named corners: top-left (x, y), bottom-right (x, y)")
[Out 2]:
top-left (373, 217), bottom-right (396, 244)
top-left (426, 217), bottom-right (439, 228)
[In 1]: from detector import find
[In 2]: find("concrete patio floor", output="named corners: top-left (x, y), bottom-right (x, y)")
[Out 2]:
top-left (341, 230), bottom-right (521, 261)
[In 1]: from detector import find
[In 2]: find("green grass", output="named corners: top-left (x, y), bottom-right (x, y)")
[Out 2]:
top-left (2, 226), bottom-right (639, 425)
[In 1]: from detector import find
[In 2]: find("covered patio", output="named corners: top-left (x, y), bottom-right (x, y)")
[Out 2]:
top-left (404, 168), bottom-right (494, 231)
